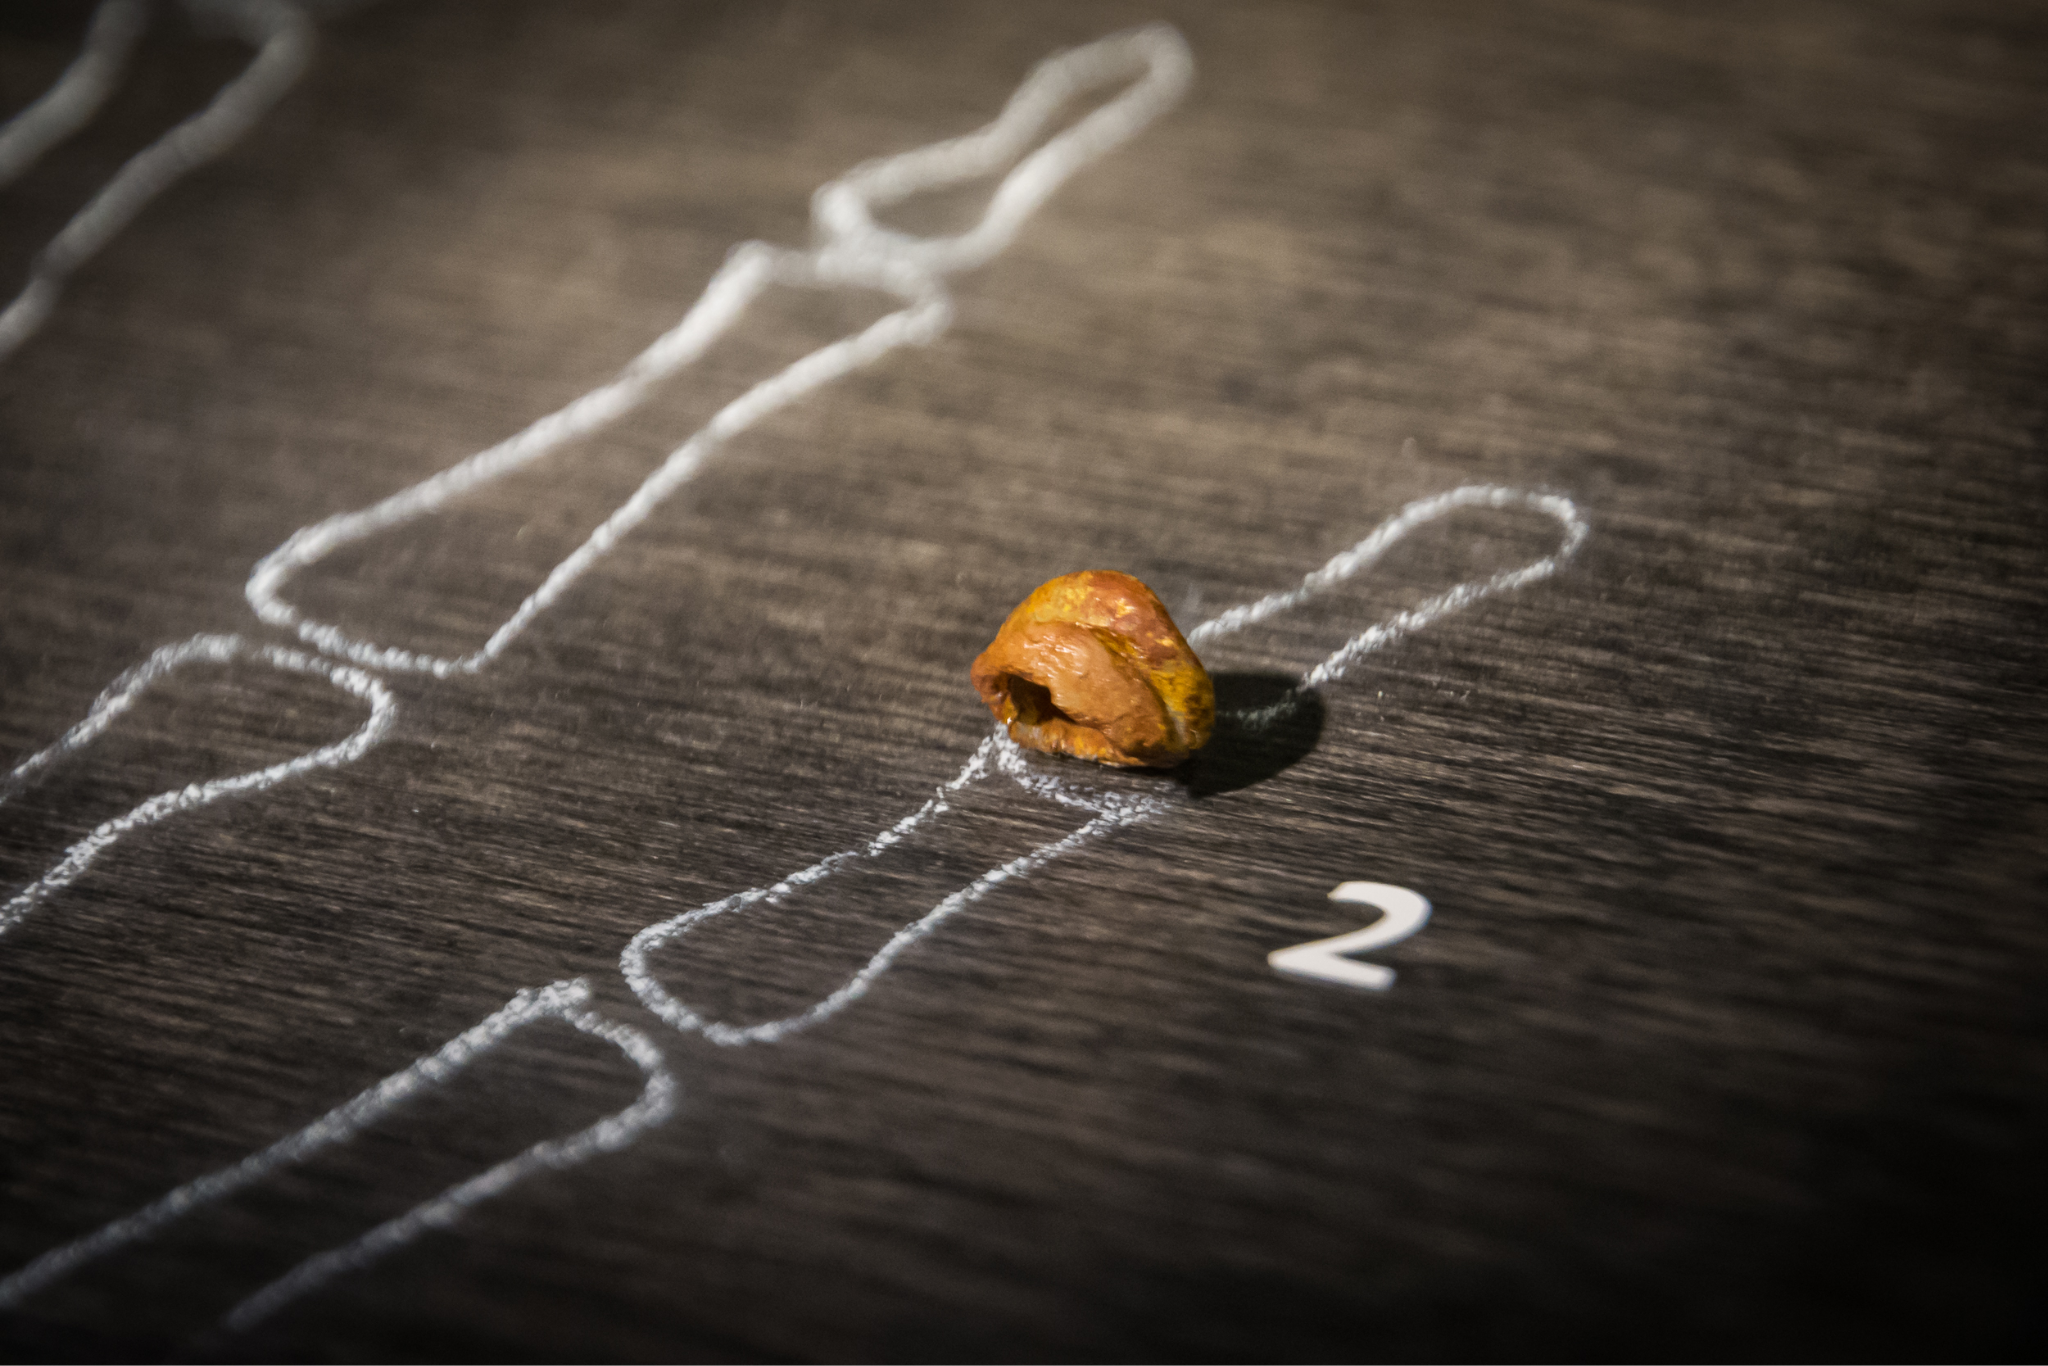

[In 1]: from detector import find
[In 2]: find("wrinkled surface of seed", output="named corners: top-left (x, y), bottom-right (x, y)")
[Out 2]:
top-left (970, 570), bottom-right (1213, 768)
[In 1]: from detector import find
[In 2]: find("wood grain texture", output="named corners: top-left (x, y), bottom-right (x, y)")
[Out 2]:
top-left (1, 0), bottom-right (2044, 1358)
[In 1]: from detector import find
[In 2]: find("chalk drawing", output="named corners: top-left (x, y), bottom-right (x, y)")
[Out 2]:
top-left (0, 19), bottom-right (1598, 1340)
top-left (0, 23), bottom-right (1199, 1329)
top-left (0, 0), bottom-right (149, 190)
top-left (620, 733), bottom-right (1171, 1046)
top-left (220, 982), bottom-right (673, 1332)
top-left (3, 22), bottom-right (1188, 929)
top-left (4, 478), bottom-right (1587, 1331)
top-left (624, 485), bottom-right (1587, 1044)
top-left (0, 978), bottom-right (675, 1323)
top-left (0, 0), bottom-right (315, 363)
top-left (243, 22), bottom-right (1195, 676)
top-left (1269, 882), bottom-right (1432, 992)
top-left (0, 632), bottom-right (396, 939)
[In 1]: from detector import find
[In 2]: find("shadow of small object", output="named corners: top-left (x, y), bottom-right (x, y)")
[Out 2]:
top-left (1175, 671), bottom-right (1325, 799)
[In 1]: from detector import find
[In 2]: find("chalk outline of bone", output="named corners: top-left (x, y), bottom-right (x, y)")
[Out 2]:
top-left (242, 21), bottom-right (1198, 678)
top-left (0, 0), bottom-right (149, 189)
top-left (0, 480), bottom-right (1589, 1333)
top-left (0, 0), bottom-right (316, 363)
top-left (0, 978), bottom-right (676, 1327)
top-left (0, 632), bottom-right (395, 937)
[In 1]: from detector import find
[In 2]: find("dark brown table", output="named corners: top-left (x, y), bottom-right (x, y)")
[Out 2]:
top-left (2, 1), bottom-right (2043, 1358)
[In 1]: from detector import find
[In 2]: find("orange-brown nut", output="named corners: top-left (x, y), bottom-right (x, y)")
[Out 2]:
top-left (970, 570), bottom-right (1213, 768)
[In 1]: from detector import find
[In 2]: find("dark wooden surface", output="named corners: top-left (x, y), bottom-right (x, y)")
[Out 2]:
top-left (2, 0), bottom-right (2044, 1359)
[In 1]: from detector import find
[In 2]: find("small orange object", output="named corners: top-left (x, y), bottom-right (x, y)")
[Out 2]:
top-left (971, 570), bottom-right (1214, 768)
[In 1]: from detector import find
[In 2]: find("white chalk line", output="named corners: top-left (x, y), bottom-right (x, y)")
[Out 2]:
top-left (811, 19), bottom-right (1195, 278)
top-left (0, 977), bottom-right (675, 1327)
top-left (624, 484), bottom-right (1588, 1045)
top-left (0, 632), bottom-right (396, 939)
top-left (0, 0), bottom-right (314, 363)
top-left (219, 985), bottom-right (675, 1332)
top-left (0, 0), bottom-right (150, 190)
top-left (244, 22), bottom-right (1194, 679)
top-left (620, 734), bottom-right (1171, 1047)
top-left (0, 24), bottom-right (1194, 1328)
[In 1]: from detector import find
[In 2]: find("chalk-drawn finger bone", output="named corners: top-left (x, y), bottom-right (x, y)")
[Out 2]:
top-left (813, 22), bottom-right (1194, 276)
top-left (0, 0), bottom-right (315, 364)
top-left (621, 745), bottom-right (1168, 1047)
top-left (619, 710), bottom-right (1178, 1053)
top-left (246, 22), bottom-right (1193, 680)
top-left (1188, 483), bottom-right (1590, 680)
top-left (245, 241), bottom-right (951, 679)
top-left (0, 0), bottom-right (151, 190)
top-left (619, 733), bottom-right (1004, 1045)
top-left (0, 978), bottom-right (675, 1331)
top-left (0, 632), bottom-right (396, 940)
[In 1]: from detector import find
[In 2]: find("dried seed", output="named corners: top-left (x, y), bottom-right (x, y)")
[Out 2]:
top-left (971, 570), bottom-right (1213, 768)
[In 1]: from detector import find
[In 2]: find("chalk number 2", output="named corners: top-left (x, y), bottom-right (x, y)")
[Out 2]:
top-left (1268, 882), bottom-right (1432, 992)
